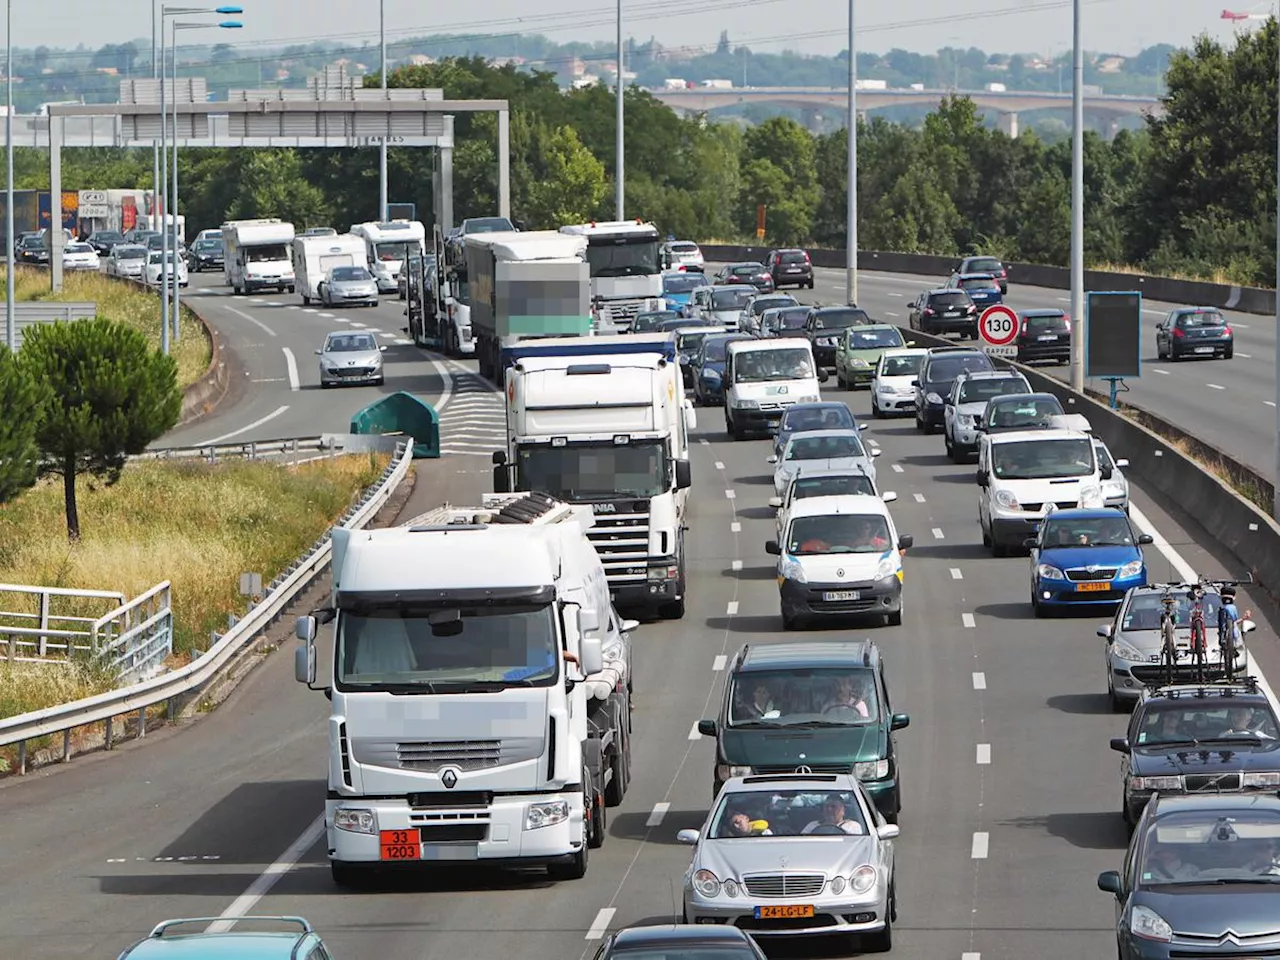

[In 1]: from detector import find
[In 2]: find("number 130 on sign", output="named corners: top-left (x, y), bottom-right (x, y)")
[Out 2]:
top-left (979, 305), bottom-right (1019, 347)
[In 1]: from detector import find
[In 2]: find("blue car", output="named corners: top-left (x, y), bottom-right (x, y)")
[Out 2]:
top-left (770, 400), bottom-right (864, 459)
top-left (662, 271), bottom-right (703, 317)
top-left (692, 332), bottom-right (751, 404)
top-left (117, 917), bottom-right (335, 960)
top-left (1026, 507), bottom-right (1153, 615)
top-left (948, 271), bottom-right (1003, 308)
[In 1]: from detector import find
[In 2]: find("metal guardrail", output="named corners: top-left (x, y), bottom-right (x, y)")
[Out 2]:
top-left (0, 437), bottom-right (416, 773)
top-left (0, 583), bottom-right (126, 662)
top-left (139, 433), bottom-right (407, 463)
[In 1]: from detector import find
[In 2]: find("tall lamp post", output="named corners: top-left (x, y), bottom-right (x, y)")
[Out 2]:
top-left (845, 0), bottom-right (857, 306)
top-left (5, 0), bottom-right (15, 351)
top-left (615, 0), bottom-right (624, 221)
top-left (1068, 0), bottom-right (1085, 392)
top-left (379, 0), bottom-right (387, 221)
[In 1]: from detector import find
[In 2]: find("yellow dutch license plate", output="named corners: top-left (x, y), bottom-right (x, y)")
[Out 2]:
top-left (754, 904), bottom-right (815, 919)
top-left (1075, 582), bottom-right (1111, 592)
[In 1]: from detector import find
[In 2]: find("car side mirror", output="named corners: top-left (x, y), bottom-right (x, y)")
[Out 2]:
top-left (1241, 619), bottom-right (1257, 635)
top-left (620, 618), bottom-right (640, 633)
top-left (766, 455), bottom-right (778, 464)
top-left (910, 379), bottom-right (919, 387)
top-left (1097, 624), bottom-right (1114, 639)
top-left (314, 349), bottom-right (322, 355)
top-left (1137, 534), bottom-right (1153, 545)
top-left (858, 423), bottom-right (869, 431)
top-left (906, 340), bottom-right (916, 346)
top-left (768, 496), bottom-right (782, 508)
top-left (676, 829), bottom-right (700, 845)
top-left (1109, 737), bottom-right (1130, 754)
top-left (870, 448), bottom-right (881, 457)
top-left (1023, 538), bottom-right (1038, 549)
top-left (876, 824), bottom-right (900, 840)
top-left (817, 369), bottom-right (829, 382)
top-left (697, 719), bottom-right (717, 737)
top-left (897, 535), bottom-right (913, 550)
top-left (1097, 870), bottom-right (1122, 896)
top-left (890, 713), bottom-right (910, 731)
top-left (675, 459), bottom-right (693, 490)
top-left (975, 470), bottom-right (989, 487)
top-left (380, 345), bottom-right (388, 352)
top-left (765, 540), bottom-right (781, 556)
top-left (881, 491), bottom-right (898, 503)
top-left (1115, 458), bottom-right (1130, 468)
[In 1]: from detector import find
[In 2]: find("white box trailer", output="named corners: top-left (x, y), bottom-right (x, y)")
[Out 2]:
top-left (291, 233), bottom-right (368, 303)
top-left (223, 218), bottom-right (296, 294)
top-left (350, 220), bottom-right (427, 293)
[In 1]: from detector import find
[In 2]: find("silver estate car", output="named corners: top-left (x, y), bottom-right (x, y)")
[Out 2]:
top-left (318, 265), bottom-right (379, 307)
top-left (317, 331), bottom-right (385, 387)
top-left (768, 429), bottom-right (880, 498)
top-left (678, 773), bottom-right (898, 951)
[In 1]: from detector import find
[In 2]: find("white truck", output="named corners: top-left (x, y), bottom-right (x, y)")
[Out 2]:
top-left (293, 491), bottom-right (635, 885)
top-left (351, 220), bottom-right (427, 294)
top-left (292, 233), bottom-right (367, 303)
top-left (222, 218), bottom-right (296, 294)
top-left (559, 220), bottom-right (665, 328)
top-left (492, 337), bottom-right (695, 619)
top-left (136, 213), bottom-right (186, 243)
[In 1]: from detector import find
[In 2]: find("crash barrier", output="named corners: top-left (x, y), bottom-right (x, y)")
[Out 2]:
top-left (350, 391), bottom-right (441, 459)
top-left (698, 244), bottom-right (1277, 317)
top-left (893, 325), bottom-right (1280, 607)
top-left (0, 437), bottom-right (415, 774)
top-left (140, 432), bottom-right (406, 463)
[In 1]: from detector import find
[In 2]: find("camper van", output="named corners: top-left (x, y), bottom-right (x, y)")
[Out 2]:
top-left (223, 219), bottom-right (296, 294)
top-left (350, 220), bottom-right (427, 293)
top-left (291, 233), bottom-right (367, 303)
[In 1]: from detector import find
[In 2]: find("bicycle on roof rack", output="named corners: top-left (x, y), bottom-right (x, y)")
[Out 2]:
top-left (1159, 585), bottom-right (1181, 686)
top-left (1187, 581), bottom-right (1210, 683)
top-left (1155, 576), bottom-right (1255, 686)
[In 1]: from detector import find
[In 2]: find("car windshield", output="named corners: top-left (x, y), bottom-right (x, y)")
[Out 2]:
top-left (812, 308), bottom-right (870, 330)
top-left (990, 438), bottom-right (1094, 479)
top-left (663, 274), bottom-right (702, 294)
top-left (730, 264), bottom-right (762, 276)
top-left (752, 296), bottom-right (797, 315)
top-left (1178, 311), bottom-right (1226, 328)
top-left (669, 242), bottom-right (699, 253)
top-left (786, 434), bottom-right (866, 461)
top-left (781, 406), bottom-right (855, 434)
top-left (729, 667), bottom-right (881, 728)
top-left (733, 347), bottom-right (814, 383)
top-left (148, 252), bottom-right (178, 263)
top-left (94, 232), bottom-right (123, 242)
top-left (845, 328), bottom-right (903, 350)
top-left (792, 475), bottom-right (875, 499)
top-left (969, 257), bottom-right (1002, 272)
top-left (712, 289), bottom-right (755, 311)
top-left (961, 277), bottom-right (999, 290)
top-left (1025, 313), bottom-right (1068, 332)
top-left (336, 603), bottom-right (559, 690)
top-left (987, 397), bottom-right (1064, 427)
top-left (246, 244), bottom-right (287, 262)
top-left (880, 355), bottom-right (923, 377)
top-left (117, 247), bottom-right (145, 259)
top-left (711, 787), bottom-right (870, 838)
top-left (1135, 702), bottom-right (1280, 747)
top-left (64, 243), bottom-right (92, 253)
top-left (1039, 515), bottom-right (1136, 547)
top-left (1121, 591), bottom-right (1225, 632)
top-left (195, 240), bottom-right (220, 251)
top-left (1140, 810), bottom-right (1280, 886)
top-left (678, 330), bottom-right (712, 351)
top-left (326, 334), bottom-right (378, 352)
top-left (768, 307), bottom-right (811, 331)
top-left (787, 513), bottom-right (889, 555)
top-left (925, 355), bottom-right (992, 383)
top-left (958, 378), bottom-right (1028, 403)
top-left (331, 267), bottom-right (371, 282)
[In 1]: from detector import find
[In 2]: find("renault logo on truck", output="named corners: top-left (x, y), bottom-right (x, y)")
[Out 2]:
top-left (440, 766), bottom-right (460, 789)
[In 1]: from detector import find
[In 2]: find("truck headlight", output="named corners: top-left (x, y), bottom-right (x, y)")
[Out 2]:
top-left (332, 807), bottom-right (377, 834)
top-left (525, 800), bottom-right (569, 830)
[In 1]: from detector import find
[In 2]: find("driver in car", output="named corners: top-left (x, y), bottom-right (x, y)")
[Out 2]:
top-left (822, 676), bottom-right (871, 717)
top-left (800, 795), bottom-right (864, 835)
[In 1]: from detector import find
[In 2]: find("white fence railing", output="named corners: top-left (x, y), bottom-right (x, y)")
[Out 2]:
top-left (0, 437), bottom-right (415, 774)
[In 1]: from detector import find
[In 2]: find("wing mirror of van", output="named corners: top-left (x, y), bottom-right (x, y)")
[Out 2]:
top-left (869, 448), bottom-right (882, 457)
top-left (881, 491), bottom-right (898, 503)
top-left (766, 454), bottom-right (778, 464)
top-left (768, 496), bottom-right (783, 509)
top-left (817, 368), bottom-right (830, 383)
top-left (1115, 458), bottom-right (1130, 468)
top-left (975, 470), bottom-right (989, 487)
top-left (897, 535), bottom-right (913, 551)
top-left (765, 540), bottom-right (781, 555)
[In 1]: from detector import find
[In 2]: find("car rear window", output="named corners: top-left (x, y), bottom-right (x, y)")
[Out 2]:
top-left (812, 308), bottom-right (871, 330)
top-left (1177, 311), bottom-right (1225, 328)
top-left (961, 277), bottom-right (999, 290)
top-left (794, 475), bottom-right (875, 499)
top-left (930, 292), bottom-right (970, 308)
top-left (780, 251), bottom-right (807, 264)
top-left (1025, 314), bottom-right (1068, 333)
top-left (782, 405), bottom-right (855, 432)
top-left (969, 257), bottom-right (1002, 272)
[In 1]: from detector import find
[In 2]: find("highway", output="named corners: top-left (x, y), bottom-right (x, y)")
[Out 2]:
top-left (5, 284), bottom-right (1280, 958)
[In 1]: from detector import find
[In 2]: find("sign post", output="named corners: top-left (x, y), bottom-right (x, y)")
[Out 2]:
top-left (1085, 291), bottom-right (1142, 409)
top-left (978, 304), bottom-right (1019, 359)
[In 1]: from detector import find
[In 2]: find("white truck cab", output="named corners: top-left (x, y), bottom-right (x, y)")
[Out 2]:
top-left (976, 427), bottom-right (1111, 556)
top-left (723, 338), bottom-right (826, 440)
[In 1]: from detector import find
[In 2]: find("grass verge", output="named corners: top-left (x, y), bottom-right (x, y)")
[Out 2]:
top-left (0, 266), bottom-right (210, 389)
top-left (0, 452), bottom-right (389, 726)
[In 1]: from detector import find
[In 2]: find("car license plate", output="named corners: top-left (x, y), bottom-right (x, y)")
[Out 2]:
top-left (1194, 346), bottom-right (1214, 353)
top-left (944, 310), bottom-right (960, 317)
top-left (379, 829), bottom-right (420, 861)
top-left (1075, 582), bottom-right (1111, 592)
top-left (754, 905), bottom-right (815, 919)
top-left (1037, 335), bottom-right (1058, 341)
top-left (786, 267), bottom-right (800, 272)
top-left (823, 590), bottom-right (860, 602)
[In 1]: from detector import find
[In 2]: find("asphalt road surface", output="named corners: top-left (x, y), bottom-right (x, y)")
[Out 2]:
top-left (6, 347), bottom-right (1280, 959)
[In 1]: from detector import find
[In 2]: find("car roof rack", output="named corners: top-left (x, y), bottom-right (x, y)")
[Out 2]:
top-left (147, 917), bottom-right (312, 938)
top-left (1141, 676), bottom-right (1262, 698)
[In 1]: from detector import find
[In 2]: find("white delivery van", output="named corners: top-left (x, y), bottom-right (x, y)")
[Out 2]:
top-left (350, 220), bottom-right (427, 293)
top-left (723, 338), bottom-right (826, 440)
top-left (223, 218), bottom-right (296, 294)
top-left (291, 233), bottom-right (367, 303)
top-left (976, 427), bottom-right (1111, 555)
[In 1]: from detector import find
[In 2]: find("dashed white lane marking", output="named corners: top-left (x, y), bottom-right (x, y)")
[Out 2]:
top-left (731, 560), bottom-right (743, 571)
top-left (913, 493), bottom-right (926, 503)
top-left (972, 672), bottom-right (987, 689)
top-left (248, 297), bottom-right (265, 303)
top-left (725, 489), bottom-right (736, 500)
top-left (646, 803), bottom-right (670, 827)
top-left (713, 655), bottom-right (727, 671)
top-left (1236, 322), bottom-right (1251, 329)
top-left (281, 348), bottom-right (299, 392)
top-left (1267, 401), bottom-right (1278, 408)
top-left (287, 305), bottom-right (301, 310)
top-left (971, 832), bottom-right (990, 859)
top-left (726, 601), bottom-right (740, 616)
top-left (962, 953), bottom-right (982, 960)
top-left (349, 322), bottom-right (368, 328)
top-left (688, 722), bottom-right (702, 741)
top-left (887, 291), bottom-right (903, 297)
top-left (1207, 383), bottom-right (1225, 390)
top-left (1152, 368), bottom-right (1170, 375)
top-left (393, 338), bottom-right (412, 345)
top-left (731, 521), bottom-right (741, 532)
top-left (107, 855), bottom-right (222, 862)
top-left (714, 461), bottom-right (725, 470)
top-left (302, 308), bottom-right (317, 314)
top-left (891, 463), bottom-right (904, 473)
top-left (884, 311), bottom-right (899, 318)
top-left (1237, 352), bottom-right (1252, 358)
top-left (699, 438), bottom-right (709, 445)
top-left (585, 908), bottom-right (616, 941)
top-left (932, 527), bottom-right (945, 539)
top-left (318, 312), bottom-right (335, 318)
top-left (962, 613), bottom-right (976, 628)
top-left (976, 744), bottom-right (991, 765)
top-left (205, 815), bottom-right (325, 932)
top-left (950, 568), bottom-right (963, 580)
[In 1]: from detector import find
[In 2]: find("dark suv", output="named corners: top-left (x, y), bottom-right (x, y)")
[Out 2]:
top-left (913, 347), bottom-right (994, 434)
top-left (957, 255), bottom-right (1008, 293)
top-left (765, 248), bottom-right (813, 289)
top-left (803, 305), bottom-right (872, 369)
top-left (909, 288), bottom-right (979, 338)
top-left (1015, 309), bottom-right (1071, 364)
top-left (696, 640), bottom-right (910, 822)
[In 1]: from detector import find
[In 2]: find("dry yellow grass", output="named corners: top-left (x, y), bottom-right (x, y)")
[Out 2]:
top-left (1, 266), bottom-right (210, 389)
top-left (0, 452), bottom-right (389, 723)
top-left (1089, 260), bottom-right (1239, 287)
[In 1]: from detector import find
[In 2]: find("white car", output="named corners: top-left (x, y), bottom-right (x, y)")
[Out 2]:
top-left (1095, 438), bottom-right (1131, 512)
top-left (768, 429), bottom-right (880, 498)
top-left (663, 239), bottom-right (705, 272)
top-left (105, 244), bottom-right (148, 279)
top-left (769, 464), bottom-right (897, 543)
top-left (61, 242), bottom-right (100, 272)
top-left (942, 370), bottom-right (1030, 462)
top-left (144, 250), bottom-right (189, 288)
top-left (870, 348), bottom-right (927, 418)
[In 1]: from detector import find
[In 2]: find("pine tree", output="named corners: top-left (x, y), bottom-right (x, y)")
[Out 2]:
top-left (0, 344), bottom-right (49, 504)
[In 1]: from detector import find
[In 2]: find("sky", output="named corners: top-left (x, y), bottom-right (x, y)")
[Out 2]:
top-left (8, 0), bottom-right (1257, 61)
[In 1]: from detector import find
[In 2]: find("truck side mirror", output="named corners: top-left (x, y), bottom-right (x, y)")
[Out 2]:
top-left (294, 643), bottom-right (316, 685)
top-left (296, 616), bottom-right (316, 643)
top-left (492, 449), bottom-right (507, 466)
top-left (675, 459), bottom-right (693, 490)
top-left (492, 464), bottom-right (510, 493)
top-left (579, 636), bottom-right (604, 676)
top-left (579, 608), bottom-right (601, 634)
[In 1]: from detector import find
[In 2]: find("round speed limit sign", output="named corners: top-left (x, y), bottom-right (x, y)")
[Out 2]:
top-left (978, 304), bottom-right (1019, 347)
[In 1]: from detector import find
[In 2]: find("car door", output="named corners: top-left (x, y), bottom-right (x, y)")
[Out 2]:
top-left (1156, 314), bottom-right (1171, 351)
top-left (976, 436), bottom-right (991, 531)
top-left (944, 378), bottom-right (960, 438)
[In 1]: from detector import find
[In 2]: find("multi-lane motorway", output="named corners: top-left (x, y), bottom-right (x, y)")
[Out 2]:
top-left (2, 267), bottom-right (1278, 959)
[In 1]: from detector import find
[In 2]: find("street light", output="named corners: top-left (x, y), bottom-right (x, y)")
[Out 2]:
top-left (845, 0), bottom-right (857, 306)
top-left (170, 14), bottom-right (241, 348)
top-left (1069, 0), bottom-right (1085, 391)
top-left (379, 0), bottom-right (387, 221)
top-left (6, 0), bottom-right (15, 351)
top-left (615, 0), bottom-right (624, 221)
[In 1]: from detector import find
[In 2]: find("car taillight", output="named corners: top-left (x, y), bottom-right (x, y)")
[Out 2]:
top-left (967, 305), bottom-right (977, 314)
top-left (923, 308), bottom-right (934, 316)
top-left (1172, 327), bottom-right (1184, 338)
top-left (1223, 325), bottom-right (1232, 336)
top-left (804, 252), bottom-right (811, 263)
top-left (1063, 317), bottom-right (1071, 332)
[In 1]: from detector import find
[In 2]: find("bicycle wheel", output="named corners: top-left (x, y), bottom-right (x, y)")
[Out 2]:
top-left (1162, 619), bottom-right (1177, 684)
top-left (1191, 619), bottom-right (1206, 681)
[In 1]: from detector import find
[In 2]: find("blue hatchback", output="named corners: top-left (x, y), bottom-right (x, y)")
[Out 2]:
top-left (662, 271), bottom-right (703, 316)
top-left (1026, 507), bottom-right (1153, 615)
top-left (951, 272), bottom-right (1004, 307)
top-left (117, 917), bottom-right (334, 960)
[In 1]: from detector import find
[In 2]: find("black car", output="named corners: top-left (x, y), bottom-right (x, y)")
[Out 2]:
top-left (714, 261), bottom-right (774, 293)
top-left (765, 248), bottom-right (814, 289)
top-left (1156, 307), bottom-right (1234, 360)
top-left (591, 925), bottom-right (768, 960)
top-left (632, 309), bottom-right (682, 332)
top-left (908, 288), bottom-right (979, 338)
top-left (86, 230), bottom-right (124, 256)
top-left (692, 332), bottom-right (751, 405)
top-left (674, 324), bottom-right (723, 388)
top-left (913, 347), bottom-right (994, 434)
top-left (978, 392), bottom-right (1064, 433)
top-left (696, 640), bottom-right (910, 822)
top-left (957, 254), bottom-right (1008, 293)
top-left (803, 305), bottom-right (873, 369)
top-left (1098, 791), bottom-right (1280, 958)
top-left (1015, 309), bottom-right (1071, 364)
top-left (187, 237), bottom-right (225, 272)
top-left (17, 235), bottom-right (48, 265)
top-left (1110, 678), bottom-right (1280, 829)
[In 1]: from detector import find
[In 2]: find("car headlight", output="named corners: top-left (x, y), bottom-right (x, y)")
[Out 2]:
top-left (873, 557), bottom-right (897, 581)
top-left (1102, 480), bottom-right (1126, 496)
top-left (855, 759), bottom-right (890, 781)
top-left (716, 764), bottom-right (751, 780)
top-left (1117, 559), bottom-right (1144, 578)
top-left (693, 869), bottom-right (721, 898)
top-left (734, 399), bottom-right (759, 409)
top-left (926, 392), bottom-right (943, 405)
top-left (1130, 775), bottom-right (1181, 791)
top-left (722, 879), bottom-right (741, 898)
top-left (1110, 639), bottom-right (1145, 662)
top-left (958, 414), bottom-right (974, 426)
top-left (1036, 564), bottom-right (1066, 580)
top-left (780, 558), bottom-right (806, 584)
top-left (828, 876), bottom-right (847, 895)
top-left (1130, 905), bottom-right (1173, 942)
top-left (994, 489), bottom-right (1019, 509)
top-left (850, 865), bottom-right (878, 895)
top-left (1078, 485), bottom-right (1103, 508)
top-left (332, 807), bottom-right (377, 834)
top-left (525, 800), bottom-right (569, 830)
top-left (1244, 772), bottom-right (1280, 788)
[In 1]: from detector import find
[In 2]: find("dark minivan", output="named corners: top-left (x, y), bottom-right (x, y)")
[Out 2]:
top-left (766, 248), bottom-right (814, 289)
top-left (913, 347), bottom-right (994, 433)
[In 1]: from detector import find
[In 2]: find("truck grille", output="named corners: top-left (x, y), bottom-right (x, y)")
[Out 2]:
top-left (743, 874), bottom-right (827, 897)
top-left (586, 504), bottom-right (651, 586)
top-left (396, 739), bottom-right (501, 771)
top-left (596, 299), bottom-right (647, 324)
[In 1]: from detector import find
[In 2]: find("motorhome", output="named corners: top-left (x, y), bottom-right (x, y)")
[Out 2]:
top-left (223, 218), bottom-right (296, 294)
top-left (136, 213), bottom-right (186, 243)
top-left (292, 233), bottom-right (367, 303)
top-left (350, 220), bottom-right (427, 293)
top-left (559, 220), bottom-right (665, 327)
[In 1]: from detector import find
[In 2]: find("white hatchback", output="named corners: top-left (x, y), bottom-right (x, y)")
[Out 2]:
top-left (870, 348), bottom-right (928, 418)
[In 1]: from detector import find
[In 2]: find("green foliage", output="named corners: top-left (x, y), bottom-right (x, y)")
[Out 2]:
top-left (20, 318), bottom-right (182, 540)
top-left (0, 346), bottom-right (50, 504)
top-left (525, 126), bottom-right (608, 226)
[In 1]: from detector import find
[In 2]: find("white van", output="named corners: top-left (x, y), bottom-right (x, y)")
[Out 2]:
top-left (291, 233), bottom-right (367, 303)
top-left (723, 338), bottom-right (826, 440)
top-left (350, 220), bottom-right (427, 293)
top-left (976, 427), bottom-right (1111, 555)
top-left (765, 493), bottom-right (912, 629)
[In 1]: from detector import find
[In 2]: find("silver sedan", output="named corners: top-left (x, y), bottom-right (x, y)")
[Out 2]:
top-left (768, 429), bottom-right (880, 497)
top-left (678, 773), bottom-right (897, 951)
top-left (318, 265), bottom-right (379, 307)
top-left (316, 331), bottom-right (385, 387)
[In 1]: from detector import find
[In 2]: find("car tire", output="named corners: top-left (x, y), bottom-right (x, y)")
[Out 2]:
top-left (871, 396), bottom-right (882, 418)
top-left (1224, 347), bottom-right (1234, 359)
top-left (863, 915), bottom-right (892, 953)
top-left (944, 433), bottom-right (956, 461)
top-left (921, 418), bottom-right (935, 435)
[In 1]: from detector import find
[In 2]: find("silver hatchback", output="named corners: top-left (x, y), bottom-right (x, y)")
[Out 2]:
top-left (319, 264), bottom-right (379, 307)
top-left (317, 331), bottom-right (385, 387)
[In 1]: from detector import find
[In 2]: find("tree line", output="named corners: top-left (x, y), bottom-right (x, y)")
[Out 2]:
top-left (14, 21), bottom-right (1278, 286)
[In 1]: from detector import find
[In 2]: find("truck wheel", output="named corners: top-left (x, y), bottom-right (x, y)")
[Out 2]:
top-left (588, 790), bottom-right (606, 848)
top-left (605, 748), bottom-right (627, 807)
top-left (548, 843), bottom-right (587, 881)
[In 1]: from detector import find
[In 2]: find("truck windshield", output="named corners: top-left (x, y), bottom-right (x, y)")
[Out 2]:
top-left (585, 236), bottom-right (660, 278)
top-left (516, 439), bottom-right (667, 500)
top-left (337, 604), bottom-right (559, 689)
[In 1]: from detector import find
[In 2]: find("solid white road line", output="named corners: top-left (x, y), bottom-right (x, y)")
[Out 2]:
top-left (962, 613), bottom-right (976, 628)
top-left (1207, 383), bottom-right (1225, 390)
top-left (913, 493), bottom-right (926, 503)
top-left (725, 489), bottom-right (736, 500)
top-left (976, 744), bottom-right (991, 765)
top-left (962, 953), bottom-right (982, 960)
top-left (1152, 368), bottom-right (1170, 375)
top-left (688, 722), bottom-right (702, 741)
top-left (950, 568), bottom-right (963, 580)
top-left (972, 672), bottom-right (987, 690)
top-left (205, 814), bottom-right (325, 932)
top-left (585, 908), bottom-right (616, 941)
top-left (196, 405), bottom-right (289, 445)
top-left (726, 601), bottom-right (739, 616)
top-left (281, 348), bottom-right (299, 392)
top-left (225, 306), bottom-right (276, 337)
top-left (713, 655), bottom-right (727, 671)
top-left (971, 832), bottom-right (990, 859)
top-left (731, 560), bottom-right (743, 571)
top-left (932, 527), bottom-right (945, 539)
top-left (891, 463), bottom-right (904, 473)
top-left (646, 803), bottom-right (671, 828)
top-left (730, 521), bottom-right (741, 533)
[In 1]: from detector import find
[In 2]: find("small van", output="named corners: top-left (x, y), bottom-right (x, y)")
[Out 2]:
top-left (976, 427), bottom-right (1111, 555)
top-left (723, 338), bottom-right (826, 439)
